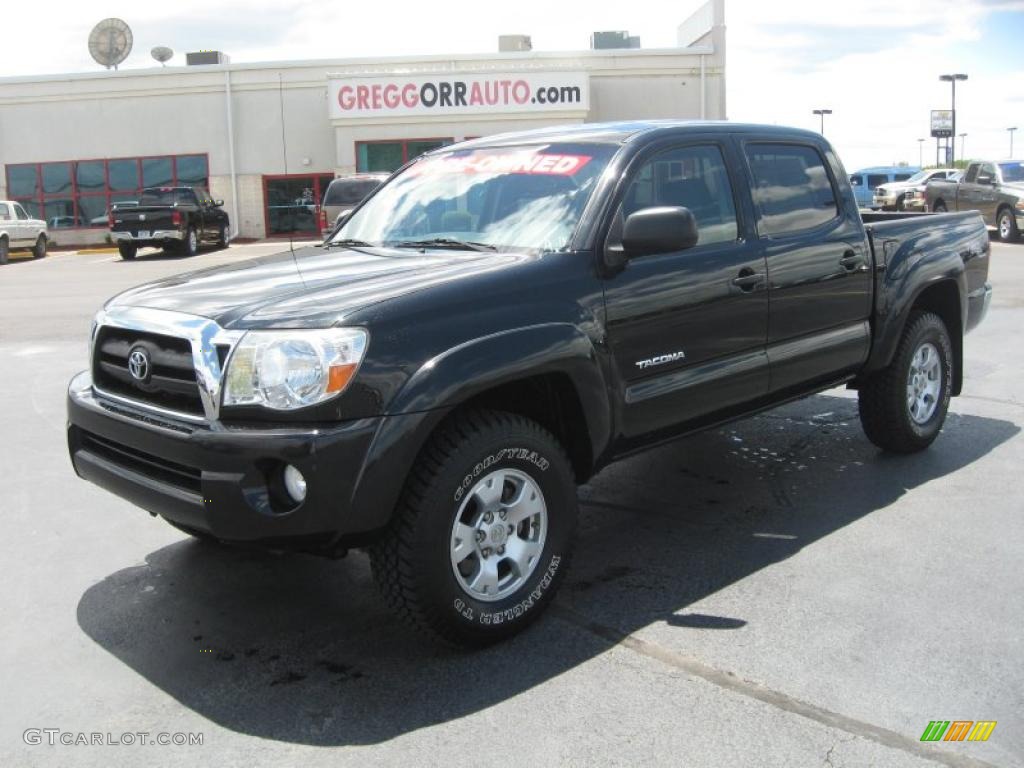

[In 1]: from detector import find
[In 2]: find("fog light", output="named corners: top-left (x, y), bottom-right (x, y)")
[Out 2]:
top-left (283, 464), bottom-right (307, 503)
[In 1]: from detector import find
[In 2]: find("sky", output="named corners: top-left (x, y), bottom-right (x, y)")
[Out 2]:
top-left (0, 0), bottom-right (1022, 170)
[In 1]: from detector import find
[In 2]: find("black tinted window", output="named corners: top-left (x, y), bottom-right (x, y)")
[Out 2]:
top-left (867, 174), bottom-right (889, 188)
top-left (140, 188), bottom-right (195, 205)
top-left (745, 143), bottom-right (838, 236)
top-left (324, 179), bottom-right (381, 205)
top-left (621, 145), bottom-right (738, 245)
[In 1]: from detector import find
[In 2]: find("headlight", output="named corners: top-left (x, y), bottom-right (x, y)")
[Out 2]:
top-left (222, 328), bottom-right (367, 410)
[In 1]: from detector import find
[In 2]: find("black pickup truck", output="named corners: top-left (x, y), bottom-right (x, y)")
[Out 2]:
top-left (68, 122), bottom-right (991, 646)
top-left (111, 186), bottom-right (230, 260)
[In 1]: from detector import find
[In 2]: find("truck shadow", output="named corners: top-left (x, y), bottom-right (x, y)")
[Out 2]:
top-left (76, 393), bottom-right (1018, 745)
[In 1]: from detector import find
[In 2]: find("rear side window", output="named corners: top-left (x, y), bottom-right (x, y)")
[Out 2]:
top-left (324, 179), bottom-right (381, 206)
top-left (745, 143), bottom-right (838, 236)
top-left (894, 173), bottom-right (913, 181)
top-left (867, 174), bottom-right (889, 189)
top-left (621, 144), bottom-right (738, 246)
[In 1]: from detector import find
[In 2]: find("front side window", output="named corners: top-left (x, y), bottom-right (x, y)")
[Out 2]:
top-left (336, 142), bottom-right (616, 251)
top-left (745, 143), bottom-right (839, 236)
top-left (619, 144), bottom-right (738, 246)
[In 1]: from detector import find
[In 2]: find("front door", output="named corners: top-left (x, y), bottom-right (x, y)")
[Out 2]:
top-left (741, 140), bottom-right (872, 392)
top-left (602, 140), bottom-right (769, 447)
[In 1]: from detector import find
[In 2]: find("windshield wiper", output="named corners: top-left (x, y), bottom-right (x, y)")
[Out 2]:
top-left (324, 238), bottom-right (378, 250)
top-left (390, 237), bottom-right (498, 252)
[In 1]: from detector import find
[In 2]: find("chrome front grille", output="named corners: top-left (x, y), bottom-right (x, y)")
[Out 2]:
top-left (93, 327), bottom-right (206, 417)
top-left (89, 306), bottom-right (243, 423)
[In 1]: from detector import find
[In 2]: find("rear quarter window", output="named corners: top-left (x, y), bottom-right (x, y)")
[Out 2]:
top-left (744, 143), bottom-right (839, 237)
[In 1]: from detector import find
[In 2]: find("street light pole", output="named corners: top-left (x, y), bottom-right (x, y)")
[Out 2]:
top-left (959, 133), bottom-right (967, 161)
top-left (917, 138), bottom-right (924, 167)
top-left (1010, 127), bottom-right (1018, 158)
top-left (939, 73), bottom-right (968, 165)
top-left (812, 108), bottom-right (832, 135)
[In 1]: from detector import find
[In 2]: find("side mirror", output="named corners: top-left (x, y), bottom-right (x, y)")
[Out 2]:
top-left (214, 199), bottom-right (224, 207)
top-left (621, 206), bottom-right (699, 259)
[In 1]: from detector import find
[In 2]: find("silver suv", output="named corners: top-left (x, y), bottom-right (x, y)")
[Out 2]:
top-left (321, 174), bottom-right (388, 232)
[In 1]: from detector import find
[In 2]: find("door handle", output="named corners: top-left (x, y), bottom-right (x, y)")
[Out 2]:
top-left (731, 268), bottom-right (763, 291)
top-left (839, 250), bottom-right (864, 271)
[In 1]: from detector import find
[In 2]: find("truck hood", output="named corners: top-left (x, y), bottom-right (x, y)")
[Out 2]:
top-left (107, 244), bottom-right (531, 329)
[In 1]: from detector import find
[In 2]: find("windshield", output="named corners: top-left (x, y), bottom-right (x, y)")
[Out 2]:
top-left (332, 143), bottom-right (616, 251)
top-left (906, 171), bottom-right (929, 184)
top-left (999, 162), bottom-right (1024, 183)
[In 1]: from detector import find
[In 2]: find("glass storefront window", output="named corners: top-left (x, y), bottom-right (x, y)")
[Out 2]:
top-left (108, 159), bottom-right (139, 191)
top-left (7, 165), bottom-right (39, 197)
top-left (176, 155), bottom-right (208, 185)
top-left (77, 195), bottom-right (110, 227)
top-left (356, 138), bottom-right (453, 172)
top-left (42, 163), bottom-right (72, 195)
top-left (76, 161), bottom-right (106, 192)
top-left (5, 153), bottom-right (208, 230)
top-left (44, 198), bottom-right (78, 228)
top-left (264, 174), bottom-right (334, 237)
top-left (142, 157), bottom-right (173, 187)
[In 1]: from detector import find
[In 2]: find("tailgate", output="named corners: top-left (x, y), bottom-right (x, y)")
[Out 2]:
top-left (112, 207), bottom-right (177, 232)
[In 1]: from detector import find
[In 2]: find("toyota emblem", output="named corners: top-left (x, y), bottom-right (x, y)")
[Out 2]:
top-left (128, 347), bottom-right (151, 382)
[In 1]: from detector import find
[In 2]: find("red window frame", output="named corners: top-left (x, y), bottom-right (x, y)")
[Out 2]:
top-left (4, 153), bottom-right (209, 229)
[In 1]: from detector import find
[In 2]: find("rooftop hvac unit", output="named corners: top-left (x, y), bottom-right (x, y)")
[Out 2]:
top-left (590, 31), bottom-right (640, 50)
top-left (185, 50), bottom-right (230, 66)
top-left (499, 35), bottom-right (532, 52)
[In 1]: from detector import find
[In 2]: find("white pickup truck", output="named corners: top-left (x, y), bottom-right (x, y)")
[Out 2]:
top-left (0, 200), bottom-right (48, 265)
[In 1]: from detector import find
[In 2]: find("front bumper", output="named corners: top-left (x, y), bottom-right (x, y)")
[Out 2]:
top-left (873, 195), bottom-right (898, 209)
top-left (111, 230), bottom-right (183, 243)
top-left (67, 371), bottom-right (383, 548)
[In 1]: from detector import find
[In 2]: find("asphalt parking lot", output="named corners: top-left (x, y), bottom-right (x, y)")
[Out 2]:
top-left (1, 239), bottom-right (1021, 767)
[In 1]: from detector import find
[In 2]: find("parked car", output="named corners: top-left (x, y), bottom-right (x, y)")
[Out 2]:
top-left (904, 172), bottom-right (962, 212)
top-left (0, 200), bottom-right (48, 264)
top-left (320, 173), bottom-right (388, 232)
top-left (873, 168), bottom-right (958, 211)
top-left (110, 186), bottom-right (230, 260)
top-left (924, 160), bottom-right (1024, 241)
top-left (48, 215), bottom-right (89, 229)
top-left (68, 122), bottom-right (992, 646)
top-left (848, 166), bottom-right (919, 208)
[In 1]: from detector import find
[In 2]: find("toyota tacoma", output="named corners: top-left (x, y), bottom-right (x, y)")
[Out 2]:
top-left (68, 122), bottom-right (992, 646)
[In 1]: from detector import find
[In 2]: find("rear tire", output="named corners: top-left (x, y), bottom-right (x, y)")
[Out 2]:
top-left (858, 311), bottom-right (953, 453)
top-left (182, 227), bottom-right (198, 257)
top-left (118, 243), bottom-right (137, 261)
top-left (370, 409), bottom-right (577, 647)
top-left (997, 207), bottom-right (1020, 243)
top-left (32, 235), bottom-right (47, 259)
top-left (0, 237), bottom-right (8, 265)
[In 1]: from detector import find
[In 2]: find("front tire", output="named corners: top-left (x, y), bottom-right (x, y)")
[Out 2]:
top-left (118, 243), bottom-right (137, 261)
top-left (895, 195), bottom-right (905, 212)
top-left (997, 207), bottom-right (1020, 243)
top-left (932, 200), bottom-right (947, 213)
top-left (217, 223), bottom-right (229, 248)
top-left (32, 235), bottom-right (47, 259)
top-left (858, 311), bottom-right (953, 453)
top-left (370, 409), bottom-right (577, 647)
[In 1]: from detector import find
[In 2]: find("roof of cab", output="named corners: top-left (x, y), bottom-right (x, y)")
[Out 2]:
top-left (453, 120), bottom-right (826, 149)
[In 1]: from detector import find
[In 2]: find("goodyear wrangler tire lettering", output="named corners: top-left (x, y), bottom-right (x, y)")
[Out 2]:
top-left (370, 409), bottom-right (576, 647)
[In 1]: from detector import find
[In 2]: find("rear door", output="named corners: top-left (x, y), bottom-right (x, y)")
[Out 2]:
top-left (740, 140), bottom-right (872, 393)
top-left (602, 138), bottom-right (769, 445)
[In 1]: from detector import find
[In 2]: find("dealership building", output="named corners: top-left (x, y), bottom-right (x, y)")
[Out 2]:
top-left (0, 0), bottom-right (725, 245)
